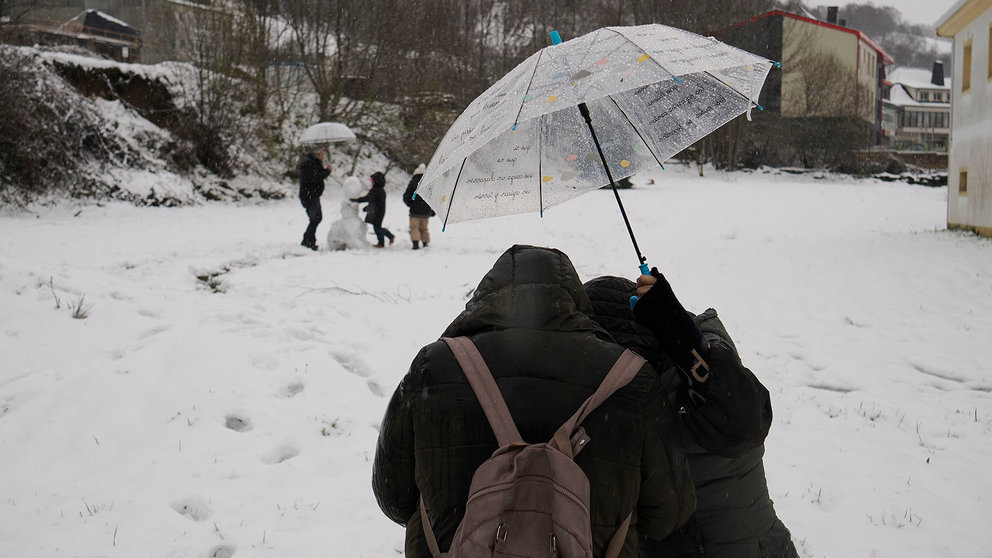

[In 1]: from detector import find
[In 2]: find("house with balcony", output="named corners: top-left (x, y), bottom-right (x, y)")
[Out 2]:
top-left (881, 63), bottom-right (952, 151)
top-left (937, 0), bottom-right (992, 237)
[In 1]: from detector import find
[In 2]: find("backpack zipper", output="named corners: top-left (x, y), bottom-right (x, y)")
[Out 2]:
top-left (466, 475), bottom-right (589, 515)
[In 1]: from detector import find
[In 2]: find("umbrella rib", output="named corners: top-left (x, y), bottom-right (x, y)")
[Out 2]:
top-left (606, 94), bottom-right (666, 170)
top-left (607, 27), bottom-right (679, 80)
top-left (511, 49), bottom-right (545, 130)
top-left (442, 158), bottom-right (467, 232)
top-left (702, 70), bottom-right (761, 109)
top-left (538, 113), bottom-right (544, 218)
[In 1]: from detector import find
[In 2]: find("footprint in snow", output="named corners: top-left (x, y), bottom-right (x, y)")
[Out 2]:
top-left (279, 382), bottom-right (304, 398)
top-left (140, 325), bottom-right (170, 339)
top-left (262, 444), bottom-right (299, 465)
top-left (251, 354), bottom-right (279, 371)
top-left (170, 497), bottom-right (212, 522)
top-left (330, 350), bottom-right (370, 378)
top-left (367, 380), bottom-right (385, 397)
top-left (224, 415), bottom-right (252, 432)
top-left (208, 544), bottom-right (237, 558)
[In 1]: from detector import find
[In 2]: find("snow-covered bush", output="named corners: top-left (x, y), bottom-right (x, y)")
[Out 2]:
top-left (0, 45), bottom-right (286, 206)
top-left (0, 46), bottom-right (130, 204)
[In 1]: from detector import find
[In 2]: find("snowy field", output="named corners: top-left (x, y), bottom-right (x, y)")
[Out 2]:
top-left (1, 165), bottom-right (990, 558)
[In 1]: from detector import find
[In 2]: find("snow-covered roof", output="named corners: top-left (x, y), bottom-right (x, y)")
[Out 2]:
top-left (90, 10), bottom-right (131, 29)
top-left (888, 67), bottom-right (951, 91)
top-left (63, 9), bottom-right (138, 34)
top-left (885, 82), bottom-right (950, 109)
top-left (886, 83), bottom-right (921, 107)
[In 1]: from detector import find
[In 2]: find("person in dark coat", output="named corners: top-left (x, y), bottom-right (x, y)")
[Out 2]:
top-left (351, 171), bottom-right (394, 247)
top-left (402, 163), bottom-right (435, 250)
top-left (297, 147), bottom-right (331, 250)
top-left (583, 275), bottom-right (798, 558)
top-left (372, 245), bottom-right (695, 558)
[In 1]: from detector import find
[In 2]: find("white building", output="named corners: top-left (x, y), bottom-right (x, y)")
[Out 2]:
top-left (937, 0), bottom-right (992, 237)
top-left (882, 65), bottom-right (951, 152)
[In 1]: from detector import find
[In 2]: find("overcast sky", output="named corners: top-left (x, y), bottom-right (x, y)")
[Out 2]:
top-left (847, 0), bottom-right (955, 26)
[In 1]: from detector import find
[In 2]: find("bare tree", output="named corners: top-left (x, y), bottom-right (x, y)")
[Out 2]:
top-left (236, 0), bottom-right (282, 116)
top-left (167, 0), bottom-right (251, 176)
top-left (782, 21), bottom-right (875, 167)
top-left (285, 0), bottom-right (403, 123)
top-left (0, 0), bottom-right (35, 43)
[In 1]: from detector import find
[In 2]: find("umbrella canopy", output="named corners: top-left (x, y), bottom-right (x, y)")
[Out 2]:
top-left (417, 24), bottom-right (773, 229)
top-left (298, 122), bottom-right (357, 145)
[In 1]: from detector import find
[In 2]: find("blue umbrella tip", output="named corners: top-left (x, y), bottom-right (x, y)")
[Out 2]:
top-left (673, 75), bottom-right (682, 83)
top-left (550, 30), bottom-right (562, 45)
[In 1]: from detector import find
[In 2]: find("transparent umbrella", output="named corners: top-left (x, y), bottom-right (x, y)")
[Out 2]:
top-left (298, 122), bottom-right (357, 145)
top-left (416, 24), bottom-right (774, 272)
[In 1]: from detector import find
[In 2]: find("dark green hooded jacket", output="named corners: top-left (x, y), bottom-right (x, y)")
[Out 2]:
top-left (583, 276), bottom-right (797, 558)
top-left (372, 245), bottom-right (694, 558)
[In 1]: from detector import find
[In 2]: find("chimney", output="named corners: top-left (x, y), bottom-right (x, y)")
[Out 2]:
top-left (827, 6), bottom-right (838, 24)
top-left (931, 61), bottom-right (945, 86)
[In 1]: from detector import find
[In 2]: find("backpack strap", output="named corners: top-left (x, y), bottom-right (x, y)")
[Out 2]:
top-left (420, 495), bottom-right (442, 558)
top-left (552, 349), bottom-right (646, 458)
top-left (441, 336), bottom-right (524, 447)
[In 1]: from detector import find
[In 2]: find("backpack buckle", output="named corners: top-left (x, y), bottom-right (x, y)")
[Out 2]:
top-left (690, 349), bottom-right (710, 383)
top-left (496, 523), bottom-right (508, 542)
top-left (550, 534), bottom-right (557, 555)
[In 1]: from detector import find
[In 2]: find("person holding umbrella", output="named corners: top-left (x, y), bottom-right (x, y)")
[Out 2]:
top-left (583, 272), bottom-right (799, 558)
top-left (351, 171), bottom-right (395, 248)
top-left (298, 147), bottom-right (332, 251)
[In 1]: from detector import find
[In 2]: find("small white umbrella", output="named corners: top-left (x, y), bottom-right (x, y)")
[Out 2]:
top-left (298, 122), bottom-right (357, 145)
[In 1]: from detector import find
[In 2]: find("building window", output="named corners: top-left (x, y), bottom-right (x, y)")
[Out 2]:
top-left (963, 39), bottom-right (973, 93)
top-left (959, 169), bottom-right (968, 196)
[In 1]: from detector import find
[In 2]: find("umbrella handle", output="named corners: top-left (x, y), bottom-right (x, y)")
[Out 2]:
top-left (628, 262), bottom-right (651, 309)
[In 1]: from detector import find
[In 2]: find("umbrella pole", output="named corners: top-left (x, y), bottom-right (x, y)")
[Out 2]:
top-left (578, 102), bottom-right (649, 273)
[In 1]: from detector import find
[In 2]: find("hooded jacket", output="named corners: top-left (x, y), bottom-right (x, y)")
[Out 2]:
top-left (298, 152), bottom-right (330, 203)
top-left (583, 276), bottom-right (795, 558)
top-left (402, 173), bottom-right (435, 218)
top-left (372, 245), bottom-right (694, 558)
top-left (355, 171), bottom-right (387, 226)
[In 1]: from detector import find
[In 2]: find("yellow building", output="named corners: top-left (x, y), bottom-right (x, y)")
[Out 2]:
top-left (719, 10), bottom-right (893, 138)
top-left (937, 0), bottom-right (992, 237)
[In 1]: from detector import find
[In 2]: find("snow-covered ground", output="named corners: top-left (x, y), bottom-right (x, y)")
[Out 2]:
top-left (1, 165), bottom-right (990, 558)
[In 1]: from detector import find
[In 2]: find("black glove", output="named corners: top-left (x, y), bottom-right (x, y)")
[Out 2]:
top-left (632, 267), bottom-right (710, 374)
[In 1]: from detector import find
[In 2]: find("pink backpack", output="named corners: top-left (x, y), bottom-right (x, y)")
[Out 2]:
top-left (419, 336), bottom-right (647, 558)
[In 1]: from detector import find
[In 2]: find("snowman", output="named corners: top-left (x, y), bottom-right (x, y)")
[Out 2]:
top-left (326, 176), bottom-right (372, 250)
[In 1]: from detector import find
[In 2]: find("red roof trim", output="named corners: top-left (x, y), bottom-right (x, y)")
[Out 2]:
top-left (718, 9), bottom-right (895, 65)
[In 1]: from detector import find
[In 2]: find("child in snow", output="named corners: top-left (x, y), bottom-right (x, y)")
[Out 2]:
top-left (350, 171), bottom-right (395, 248)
